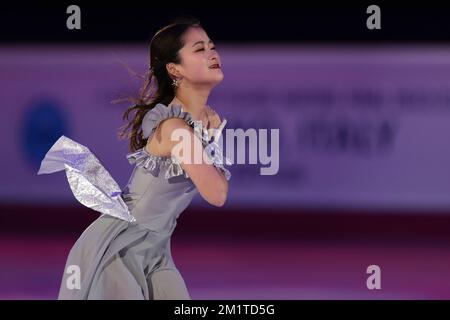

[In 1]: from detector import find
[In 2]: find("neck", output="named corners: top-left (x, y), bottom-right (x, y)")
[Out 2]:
top-left (173, 86), bottom-right (210, 121)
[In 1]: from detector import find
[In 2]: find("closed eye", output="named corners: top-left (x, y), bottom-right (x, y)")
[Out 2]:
top-left (195, 46), bottom-right (215, 52)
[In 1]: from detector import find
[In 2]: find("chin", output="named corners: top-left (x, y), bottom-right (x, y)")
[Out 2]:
top-left (197, 74), bottom-right (224, 88)
top-left (212, 73), bottom-right (224, 84)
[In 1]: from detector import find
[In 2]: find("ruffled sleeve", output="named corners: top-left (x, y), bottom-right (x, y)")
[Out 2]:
top-left (125, 103), bottom-right (194, 179)
top-left (141, 103), bottom-right (193, 141)
top-left (126, 147), bottom-right (187, 179)
top-left (127, 103), bottom-right (232, 181)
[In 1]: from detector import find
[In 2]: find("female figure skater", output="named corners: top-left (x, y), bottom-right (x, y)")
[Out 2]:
top-left (37, 17), bottom-right (231, 299)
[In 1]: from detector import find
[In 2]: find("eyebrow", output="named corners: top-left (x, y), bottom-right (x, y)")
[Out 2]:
top-left (192, 40), bottom-right (213, 47)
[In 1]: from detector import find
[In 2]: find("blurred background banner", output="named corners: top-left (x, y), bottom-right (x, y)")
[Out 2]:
top-left (3, 2), bottom-right (450, 300)
top-left (3, 46), bottom-right (450, 210)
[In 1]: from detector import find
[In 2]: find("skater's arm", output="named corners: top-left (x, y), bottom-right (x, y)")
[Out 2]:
top-left (156, 118), bottom-right (228, 207)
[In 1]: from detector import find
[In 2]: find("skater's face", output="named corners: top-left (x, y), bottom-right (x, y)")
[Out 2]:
top-left (167, 27), bottom-right (223, 89)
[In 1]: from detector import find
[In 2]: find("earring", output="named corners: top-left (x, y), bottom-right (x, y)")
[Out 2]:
top-left (172, 78), bottom-right (179, 88)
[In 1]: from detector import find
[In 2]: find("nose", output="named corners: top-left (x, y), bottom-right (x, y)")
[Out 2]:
top-left (209, 49), bottom-right (219, 61)
top-left (209, 55), bottom-right (219, 66)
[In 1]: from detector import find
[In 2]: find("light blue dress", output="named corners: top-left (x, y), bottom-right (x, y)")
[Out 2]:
top-left (37, 103), bottom-right (231, 299)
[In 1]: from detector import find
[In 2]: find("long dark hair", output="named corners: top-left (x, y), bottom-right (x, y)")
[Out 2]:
top-left (117, 17), bottom-right (201, 152)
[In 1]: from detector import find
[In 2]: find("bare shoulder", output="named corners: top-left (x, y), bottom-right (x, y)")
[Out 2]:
top-left (157, 118), bottom-right (194, 150)
top-left (158, 117), bottom-right (193, 140)
top-left (145, 118), bottom-right (193, 157)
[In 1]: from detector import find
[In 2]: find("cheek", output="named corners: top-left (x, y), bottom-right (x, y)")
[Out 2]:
top-left (184, 57), bottom-right (210, 78)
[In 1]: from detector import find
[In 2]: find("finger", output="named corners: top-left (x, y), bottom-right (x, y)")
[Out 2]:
top-left (206, 105), bottom-right (216, 116)
top-left (214, 119), bottom-right (227, 141)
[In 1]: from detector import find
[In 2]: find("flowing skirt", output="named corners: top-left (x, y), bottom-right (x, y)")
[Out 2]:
top-left (58, 215), bottom-right (190, 300)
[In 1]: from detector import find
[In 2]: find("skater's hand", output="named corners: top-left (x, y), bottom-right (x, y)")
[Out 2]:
top-left (206, 105), bottom-right (222, 130)
top-left (206, 105), bottom-right (226, 142)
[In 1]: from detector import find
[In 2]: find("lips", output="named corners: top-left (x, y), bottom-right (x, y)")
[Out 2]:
top-left (209, 64), bottom-right (220, 69)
